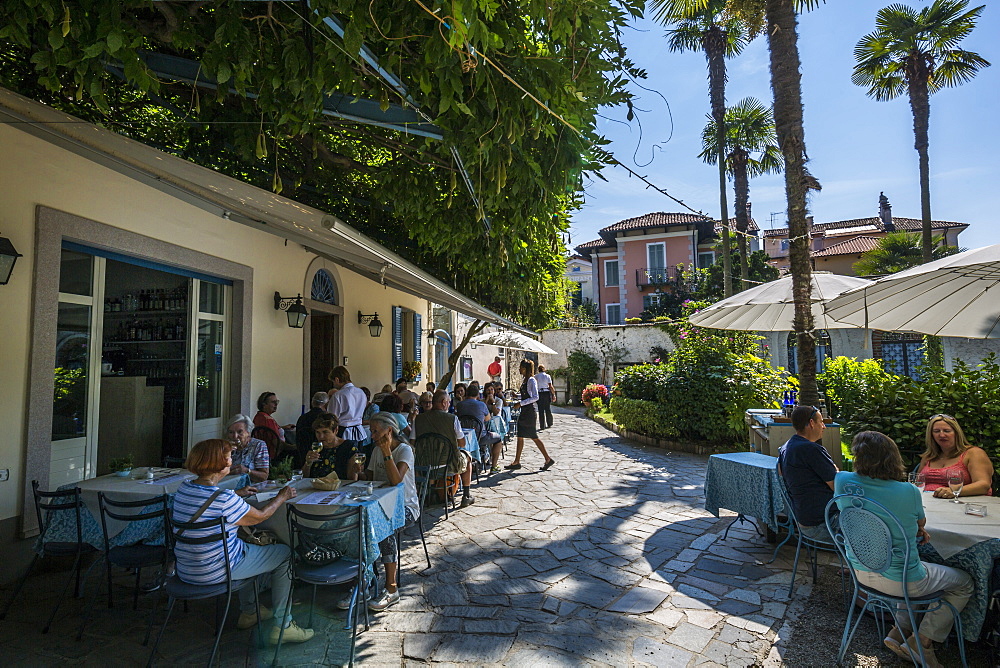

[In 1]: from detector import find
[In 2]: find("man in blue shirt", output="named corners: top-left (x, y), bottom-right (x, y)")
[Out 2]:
top-left (778, 405), bottom-right (838, 539)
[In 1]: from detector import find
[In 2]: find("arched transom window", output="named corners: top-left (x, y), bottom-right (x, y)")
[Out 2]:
top-left (310, 269), bottom-right (338, 305)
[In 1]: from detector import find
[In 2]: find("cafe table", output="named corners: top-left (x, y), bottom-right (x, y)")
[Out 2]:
top-left (919, 493), bottom-right (1000, 642)
top-left (47, 469), bottom-right (243, 551)
top-left (461, 428), bottom-right (481, 462)
top-left (255, 478), bottom-right (406, 576)
top-left (704, 452), bottom-right (785, 534)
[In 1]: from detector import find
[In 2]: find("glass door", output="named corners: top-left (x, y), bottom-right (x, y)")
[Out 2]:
top-left (51, 249), bottom-right (105, 487)
top-left (187, 280), bottom-right (231, 448)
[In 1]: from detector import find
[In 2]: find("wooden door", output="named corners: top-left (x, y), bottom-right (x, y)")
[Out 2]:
top-left (310, 313), bottom-right (337, 394)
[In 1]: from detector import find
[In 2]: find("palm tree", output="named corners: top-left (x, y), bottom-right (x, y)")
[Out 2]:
top-left (699, 97), bottom-right (782, 288)
top-left (726, 0), bottom-right (823, 406)
top-left (853, 0), bottom-right (989, 262)
top-left (853, 231), bottom-right (960, 276)
top-left (650, 0), bottom-right (748, 298)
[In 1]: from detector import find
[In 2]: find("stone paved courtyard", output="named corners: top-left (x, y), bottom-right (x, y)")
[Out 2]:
top-left (0, 407), bottom-right (839, 666)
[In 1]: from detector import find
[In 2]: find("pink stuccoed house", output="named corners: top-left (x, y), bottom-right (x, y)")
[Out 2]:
top-left (575, 212), bottom-right (758, 323)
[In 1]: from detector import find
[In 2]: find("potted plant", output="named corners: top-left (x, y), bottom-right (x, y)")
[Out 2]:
top-left (109, 455), bottom-right (134, 477)
top-left (401, 361), bottom-right (422, 383)
top-left (269, 458), bottom-right (294, 486)
top-left (581, 383), bottom-right (610, 409)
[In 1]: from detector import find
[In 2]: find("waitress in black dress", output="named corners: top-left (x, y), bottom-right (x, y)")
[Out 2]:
top-left (504, 359), bottom-right (555, 471)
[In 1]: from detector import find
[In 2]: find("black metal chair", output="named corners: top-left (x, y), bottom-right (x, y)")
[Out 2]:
top-left (411, 432), bottom-right (456, 568)
top-left (77, 493), bottom-right (171, 640)
top-left (0, 481), bottom-right (99, 633)
top-left (145, 516), bottom-right (261, 668)
top-left (274, 504), bottom-right (367, 666)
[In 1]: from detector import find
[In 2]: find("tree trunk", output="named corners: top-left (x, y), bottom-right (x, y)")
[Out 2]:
top-left (766, 0), bottom-right (818, 406)
top-left (705, 27), bottom-right (733, 298)
top-left (437, 319), bottom-right (487, 391)
top-left (733, 151), bottom-right (751, 289)
top-left (908, 71), bottom-right (933, 263)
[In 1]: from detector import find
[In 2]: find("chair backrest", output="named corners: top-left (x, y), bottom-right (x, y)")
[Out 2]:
top-left (286, 503), bottom-right (364, 573)
top-left (458, 414), bottom-right (485, 439)
top-left (251, 425), bottom-right (281, 460)
top-left (775, 471), bottom-right (801, 526)
top-left (98, 492), bottom-right (170, 551)
top-left (413, 432), bottom-right (455, 471)
top-left (170, 516), bottom-right (238, 586)
top-left (827, 491), bottom-right (909, 579)
top-left (32, 480), bottom-right (85, 546)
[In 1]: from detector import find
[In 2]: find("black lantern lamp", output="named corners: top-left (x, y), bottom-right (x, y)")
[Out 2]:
top-left (274, 292), bottom-right (309, 328)
top-left (358, 311), bottom-right (383, 337)
top-left (0, 235), bottom-right (22, 285)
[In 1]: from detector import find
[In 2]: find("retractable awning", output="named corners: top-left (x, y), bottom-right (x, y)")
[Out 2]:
top-left (0, 87), bottom-right (532, 335)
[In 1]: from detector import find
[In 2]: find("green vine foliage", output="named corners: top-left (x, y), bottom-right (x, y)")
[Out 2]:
top-left (0, 0), bottom-right (644, 328)
top-left (612, 302), bottom-right (786, 445)
top-left (566, 350), bottom-right (600, 397)
top-left (826, 354), bottom-right (1000, 468)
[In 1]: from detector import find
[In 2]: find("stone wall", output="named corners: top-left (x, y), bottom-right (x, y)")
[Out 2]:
top-left (540, 324), bottom-right (674, 399)
top-left (943, 338), bottom-right (1000, 370)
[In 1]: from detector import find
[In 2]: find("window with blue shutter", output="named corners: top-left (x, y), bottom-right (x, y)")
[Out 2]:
top-left (413, 312), bottom-right (422, 381)
top-left (392, 306), bottom-right (403, 381)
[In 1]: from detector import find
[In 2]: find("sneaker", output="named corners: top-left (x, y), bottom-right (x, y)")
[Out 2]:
top-left (368, 589), bottom-right (400, 612)
top-left (460, 495), bottom-right (475, 508)
top-left (237, 605), bottom-right (273, 629)
top-left (269, 621), bottom-right (314, 645)
top-left (490, 466), bottom-right (501, 474)
top-left (336, 589), bottom-right (370, 610)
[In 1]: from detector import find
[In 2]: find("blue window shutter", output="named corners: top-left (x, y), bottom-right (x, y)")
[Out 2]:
top-left (413, 313), bottom-right (422, 381)
top-left (392, 306), bottom-right (403, 381)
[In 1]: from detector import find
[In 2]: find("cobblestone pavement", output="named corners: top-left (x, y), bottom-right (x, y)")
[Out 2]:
top-left (0, 407), bottom-right (833, 666)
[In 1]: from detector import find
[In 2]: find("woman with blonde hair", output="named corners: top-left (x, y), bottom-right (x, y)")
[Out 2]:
top-left (917, 414), bottom-right (993, 498)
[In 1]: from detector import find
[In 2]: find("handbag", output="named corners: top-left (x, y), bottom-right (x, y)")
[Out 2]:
top-left (296, 533), bottom-right (342, 565)
top-left (237, 525), bottom-right (279, 546)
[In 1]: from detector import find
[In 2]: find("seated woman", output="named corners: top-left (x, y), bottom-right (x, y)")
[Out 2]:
top-left (482, 384), bottom-right (505, 472)
top-left (346, 412), bottom-right (419, 612)
top-left (378, 393), bottom-right (410, 435)
top-left (918, 414), bottom-right (994, 499)
top-left (226, 414), bottom-right (270, 483)
top-left (302, 413), bottom-right (353, 480)
top-left (174, 439), bottom-right (314, 645)
top-left (836, 431), bottom-right (973, 667)
top-left (254, 392), bottom-right (296, 442)
top-left (417, 392), bottom-right (434, 414)
top-left (449, 383), bottom-right (467, 414)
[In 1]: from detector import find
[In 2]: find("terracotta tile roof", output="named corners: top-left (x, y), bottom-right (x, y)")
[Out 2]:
top-left (810, 235), bottom-right (883, 258)
top-left (600, 212), bottom-right (712, 233)
top-left (575, 238), bottom-right (608, 250)
top-left (763, 216), bottom-right (967, 238)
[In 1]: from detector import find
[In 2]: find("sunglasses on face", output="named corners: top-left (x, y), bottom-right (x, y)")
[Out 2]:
top-left (929, 414), bottom-right (954, 421)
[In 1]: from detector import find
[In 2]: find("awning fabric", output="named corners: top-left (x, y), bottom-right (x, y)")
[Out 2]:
top-left (0, 87), bottom-right (532, 335)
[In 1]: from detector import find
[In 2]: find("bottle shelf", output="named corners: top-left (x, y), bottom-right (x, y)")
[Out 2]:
top-left (105, 340), bottom-right (186, 345)
top-left (104, 309), bottom-right (187, 317)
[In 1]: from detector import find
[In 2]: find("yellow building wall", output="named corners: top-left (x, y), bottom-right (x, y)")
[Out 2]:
top-left (0, 122), bottom-right (426, 522)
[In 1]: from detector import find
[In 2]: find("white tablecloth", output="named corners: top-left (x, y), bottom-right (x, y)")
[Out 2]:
top-left (922, 493), bottom-right (1000, 560)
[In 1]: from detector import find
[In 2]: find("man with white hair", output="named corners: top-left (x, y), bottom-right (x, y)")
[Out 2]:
top-left (295, 391), bottom-right (329, 466)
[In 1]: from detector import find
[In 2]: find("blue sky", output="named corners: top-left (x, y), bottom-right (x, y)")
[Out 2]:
top-left (570, 1), bottom-right (999, 251)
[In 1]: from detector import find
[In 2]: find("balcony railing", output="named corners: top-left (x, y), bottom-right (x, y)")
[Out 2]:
top-left (635, 266), bottom-right (679, 288)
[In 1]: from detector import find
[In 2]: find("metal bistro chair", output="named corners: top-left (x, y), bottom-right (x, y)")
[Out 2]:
top-left (0, 481), bottom-right (100, 633)
top-left (145, 516), bottom-right (262, 668)
top-left (776, 473), bottom-right (844, 599)
top-left (77, 492), bottom-right (171, 641)
top-left (826, 492), bottom-right (968, 668)
top-left (274, 504), bottom-right (367, 667)
top-left (411, 432), bottom-right (456, 569)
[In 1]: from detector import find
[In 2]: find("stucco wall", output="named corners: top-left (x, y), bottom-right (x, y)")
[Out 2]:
top-left (540, 324), bottom-right (675, 398)
top-left (0, 122), bottom-right (427, 525)
top-left (943, 338), bottom-right (1000, 370)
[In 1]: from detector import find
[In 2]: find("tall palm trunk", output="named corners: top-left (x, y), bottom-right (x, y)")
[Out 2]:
top-left (732, 149), bottom-right (751, 287)
top-left (704, 26), bottom-right (733, 297)
top-left (906, 61), bottom-right (933, 263)
top-left (766, 0), bottom-right (817, 406)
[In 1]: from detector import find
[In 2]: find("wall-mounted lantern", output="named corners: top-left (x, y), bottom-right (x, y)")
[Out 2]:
top-left (358, 311), bottom-right (383, 337)
top-left (274, 292), bottom-right (308, 328)
top-left (0, 235), bottom-right (22, 285)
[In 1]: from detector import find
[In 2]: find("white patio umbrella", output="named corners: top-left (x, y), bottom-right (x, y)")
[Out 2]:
top-left (688, 273), bottom-right (872, 331)
top-left (470, 330), bottom-right (558, 355)
top-left (824, 244), bottom-right (1000, 338)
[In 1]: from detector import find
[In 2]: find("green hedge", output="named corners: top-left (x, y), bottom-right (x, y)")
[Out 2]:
top-left (609, 397), bottom-right (678, 439)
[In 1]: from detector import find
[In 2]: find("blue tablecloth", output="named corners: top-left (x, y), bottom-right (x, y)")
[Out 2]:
top-left (487, 415), bottom-right (507, 439)
top-left (919, 538), bottom-right (1000, 642)
top-left (704, 452), bottom-right (785, 532)
top-left (461, 428), bottom-right (480, 460)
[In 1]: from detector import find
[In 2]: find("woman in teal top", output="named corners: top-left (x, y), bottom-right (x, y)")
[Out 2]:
top-left (835, 431), bottom-right (973, 667)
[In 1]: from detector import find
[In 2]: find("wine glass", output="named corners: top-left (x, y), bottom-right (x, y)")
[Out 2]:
top-left (311, 441), bottom-right (324, 453)
top-left (914, 472), bottom-right (926, 494)
top-left (948, 474), bottom-right (964, 504)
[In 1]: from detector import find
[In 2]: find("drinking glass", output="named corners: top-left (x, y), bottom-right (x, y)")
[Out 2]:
top-left (311, 442), bottom-right (324, 453)
top-left (291, 470), bottom-right (303, 482)
top-left (948, 474), bottom-right (964, 504)
top-left (914, 472), bottom-right (926, 494)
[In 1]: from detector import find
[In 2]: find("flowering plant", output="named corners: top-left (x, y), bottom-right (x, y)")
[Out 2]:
top-left (581, 383), bottom-right (609, 402)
